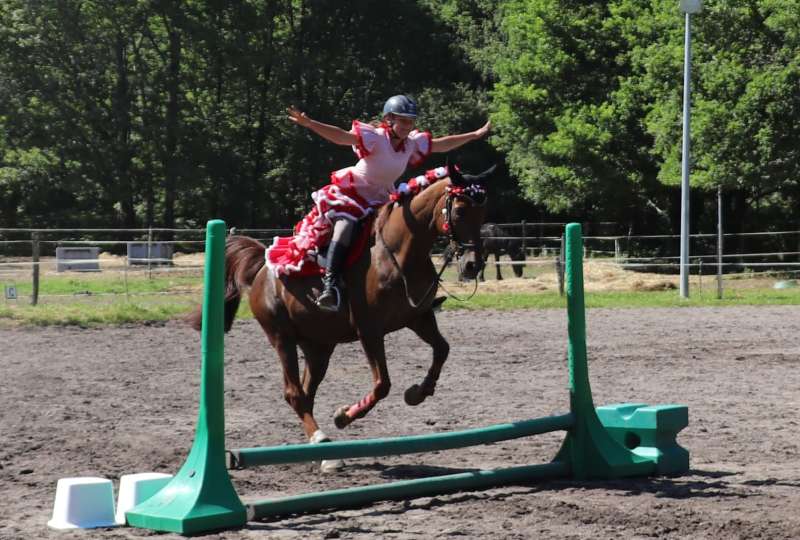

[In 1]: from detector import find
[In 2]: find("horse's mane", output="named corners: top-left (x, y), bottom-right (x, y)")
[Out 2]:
top-left (373, 200), bottom-right (393, 235)
top-left (373, 177), bottom-right (450, 235)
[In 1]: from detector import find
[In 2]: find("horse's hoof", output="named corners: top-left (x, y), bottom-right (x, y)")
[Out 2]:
top-left (320, 459), bottom-right (345, 473)
top-left (404, 384), bottom-right (426, 406)
top-left (334, 406), bottom-right (352, 429)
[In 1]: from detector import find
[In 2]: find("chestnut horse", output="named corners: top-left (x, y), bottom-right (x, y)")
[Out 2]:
top-left (190, 164), bottom-right (492, 465)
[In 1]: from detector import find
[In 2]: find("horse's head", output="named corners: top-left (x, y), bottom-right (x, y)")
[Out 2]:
top-left (439, 164), bottom-right (495, 280)
top-left (508, 242), bottom-right (526, 278)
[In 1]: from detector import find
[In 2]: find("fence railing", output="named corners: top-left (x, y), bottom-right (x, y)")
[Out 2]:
top-left (2, 224), bottom-right (799, 305)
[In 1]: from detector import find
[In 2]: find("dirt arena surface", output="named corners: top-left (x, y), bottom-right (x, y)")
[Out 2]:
top-left (2, 306), bottom-right (800, 539)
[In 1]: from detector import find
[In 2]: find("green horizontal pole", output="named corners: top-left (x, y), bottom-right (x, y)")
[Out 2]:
top-left (230, 414), bottom-right (574, 469)
top-left (249, 461), bottom-right (570, 520)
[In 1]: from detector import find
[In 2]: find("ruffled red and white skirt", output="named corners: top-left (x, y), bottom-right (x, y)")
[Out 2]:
top-left (265, 176), bottom-right (378, 277)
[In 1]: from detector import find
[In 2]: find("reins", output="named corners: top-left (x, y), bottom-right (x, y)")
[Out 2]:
top-left (376, 186), bottom-right (481, 309)
top-left (376, 224), bottom-right (453, 309)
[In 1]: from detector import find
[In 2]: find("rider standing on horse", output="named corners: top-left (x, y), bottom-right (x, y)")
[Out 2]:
top-left (286, 95), bottom-right (490, 311)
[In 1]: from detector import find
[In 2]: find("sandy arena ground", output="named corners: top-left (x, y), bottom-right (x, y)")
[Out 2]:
top-left (2, 306), bottom-right (800, 539)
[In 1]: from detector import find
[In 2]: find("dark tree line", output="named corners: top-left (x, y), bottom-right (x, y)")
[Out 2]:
top-left (2, 1), bottom-right (798, 246)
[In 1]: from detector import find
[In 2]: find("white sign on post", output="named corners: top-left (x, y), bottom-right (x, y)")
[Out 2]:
top-left (679, 0), bottom-right (702, 13)
top-left (4, 285), bottom-right (18, 300)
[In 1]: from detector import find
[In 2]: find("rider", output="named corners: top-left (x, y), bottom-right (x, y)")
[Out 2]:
top-left (287, 95), bottom-right (490, 312)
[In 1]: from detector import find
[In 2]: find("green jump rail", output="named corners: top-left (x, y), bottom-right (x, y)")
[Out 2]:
top-left (126, 221), bottom-right (687, 536)
top-left (229, 414), bottom-right (575, 468)
top-left (249, 461), bottom-right (569, 520)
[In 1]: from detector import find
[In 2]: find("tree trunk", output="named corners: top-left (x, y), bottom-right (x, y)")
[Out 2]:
top-left (249, 9), bottom-right (276, 226)
top-left (163, 10), bottom-right (181, 234)
top-left (114, 31), bottom-right (136, 228)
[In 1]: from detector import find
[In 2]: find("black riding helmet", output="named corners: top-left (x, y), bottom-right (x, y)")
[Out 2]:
top-left (382, 95), bottom-right (418, 119)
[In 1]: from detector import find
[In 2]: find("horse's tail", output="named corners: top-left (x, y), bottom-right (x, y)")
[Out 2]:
top-left (187, 235), bottom-right (267, 333)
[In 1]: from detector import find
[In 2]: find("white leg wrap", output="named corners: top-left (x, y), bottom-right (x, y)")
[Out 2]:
top-left (309, 429), bottom-right (343, 472)
top-left (309, 429), bottom-right (330, 444)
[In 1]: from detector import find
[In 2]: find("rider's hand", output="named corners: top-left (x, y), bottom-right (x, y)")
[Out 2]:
top-left (473, 120), bottom-right (491, 140)
top-left (287, 106), bottom-right (311, 128)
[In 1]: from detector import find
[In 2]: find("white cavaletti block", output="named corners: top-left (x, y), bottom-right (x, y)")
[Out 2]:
top-left (115, 472), bottom-right (173, 525)
top-left (48, 477), bottom-right (118, 530)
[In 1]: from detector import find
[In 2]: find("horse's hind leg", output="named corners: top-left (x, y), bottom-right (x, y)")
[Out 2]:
top-left (403, 309), bottom-right (449, 406)
top-left (298, 340), bottom-right (342, 472)
top-left (333, 333), bottom-right (390, 429)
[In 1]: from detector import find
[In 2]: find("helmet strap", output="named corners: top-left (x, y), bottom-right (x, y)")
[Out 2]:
top-left (385, 115), bottom-right (401, 140)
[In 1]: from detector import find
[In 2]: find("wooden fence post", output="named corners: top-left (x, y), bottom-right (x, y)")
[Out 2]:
top-left (147, 227), bottom-right (153, 280)
top-left (717, 185), bottom-right (723, 299)
top-left (31, 232), bottom-right (40, 306)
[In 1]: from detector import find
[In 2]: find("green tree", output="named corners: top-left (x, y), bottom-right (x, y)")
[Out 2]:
top-left (488, 0), bottom-right (800, 236)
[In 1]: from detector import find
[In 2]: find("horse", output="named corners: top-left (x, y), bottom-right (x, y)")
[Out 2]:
top-left (445, 222), bottom-right (526, 281)
top-left (479, 223), bottom-right (526, 280)
top-left (189, 164), bottom-right (494, 468)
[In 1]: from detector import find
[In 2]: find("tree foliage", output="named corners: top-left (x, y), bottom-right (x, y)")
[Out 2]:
top-left (0, 0), bottom-right (498, 228)
top-left (488, 0), bottom-right (800, 232)
top-left (1, 0), bottom-right (799, 237)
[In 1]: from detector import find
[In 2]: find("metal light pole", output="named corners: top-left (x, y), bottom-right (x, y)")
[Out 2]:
top-left (679, 0), bottom-right (702, 298)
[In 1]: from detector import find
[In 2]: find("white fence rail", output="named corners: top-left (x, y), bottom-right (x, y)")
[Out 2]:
top-left (2, 225), bottom-right (799, 305)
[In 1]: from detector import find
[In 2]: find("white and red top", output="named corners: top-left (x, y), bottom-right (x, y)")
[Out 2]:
top-left (330, 121), bottom-right (432, 205)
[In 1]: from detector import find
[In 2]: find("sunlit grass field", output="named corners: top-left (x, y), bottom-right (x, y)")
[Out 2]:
top-left (1, 264), bottom-right (798, 326)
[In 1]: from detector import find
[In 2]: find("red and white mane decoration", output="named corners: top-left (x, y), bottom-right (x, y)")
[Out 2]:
top-left (390, 166), bottom-right (450, 204)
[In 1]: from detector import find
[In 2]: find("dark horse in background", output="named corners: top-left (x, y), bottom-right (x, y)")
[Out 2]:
top-left (447, 223), bottom-right (526, 280)
top-left (479, 223), bottom-right (526, 280)
top-left (190, 164), bottom-right (494, 470)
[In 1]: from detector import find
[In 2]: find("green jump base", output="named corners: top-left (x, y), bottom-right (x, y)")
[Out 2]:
top-left (126, 220), bottom-right (247, 534)
top-left (230, 414), bottom-right (575, 468)
top-left (248, 461), bottom-right (570, 520)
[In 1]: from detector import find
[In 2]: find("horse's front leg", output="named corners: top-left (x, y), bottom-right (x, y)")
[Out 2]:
top-left (403, 309), bottom-right (449, 406)
top-left (333, 333), bottom-right (390, 429)
top-left (495, 252), bottom-right (503, 280)
top-left (266, 332), bottom-right (321, 440)
top-left (299, 340), bottom-right (342, 472)
top-left (298, 340), bottom-right (334, 436)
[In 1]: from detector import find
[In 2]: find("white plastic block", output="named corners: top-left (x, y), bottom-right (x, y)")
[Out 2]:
top-left (48, 477), bottom-right (117, 530)
top-left (115, 472), bottom-right (173, 525)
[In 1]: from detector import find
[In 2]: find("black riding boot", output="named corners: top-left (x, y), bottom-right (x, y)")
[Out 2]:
top-left (316, 240), bottom-right (348, 312)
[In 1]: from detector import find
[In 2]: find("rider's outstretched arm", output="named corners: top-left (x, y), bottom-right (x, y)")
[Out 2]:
top-left (431, 120), bottom-right (491, 153)
top-left (287, 107), bottom-right (357, 146)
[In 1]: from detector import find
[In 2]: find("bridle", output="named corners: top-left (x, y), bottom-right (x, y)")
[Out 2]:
top-left (378, 180), bottom-right (487, 309)
top-left (441, 183), bottom-right (488, 268)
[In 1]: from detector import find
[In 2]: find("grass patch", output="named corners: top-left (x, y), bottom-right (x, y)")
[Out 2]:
top-left (2, 279), bottom-right (799, 327)
top-left (0, 301), bottom-right (192, 327)
top-left (11, 273), bottom-right (199, 296)
top-left (442, 286), bottom-right (800, 311)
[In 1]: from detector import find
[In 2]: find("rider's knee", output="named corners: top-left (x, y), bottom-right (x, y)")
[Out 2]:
top-left (332, 217), bottom-right (356, 245)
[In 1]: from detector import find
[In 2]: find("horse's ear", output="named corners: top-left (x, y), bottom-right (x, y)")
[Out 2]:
top-left (477, 164), bottom-right (497, 182)
top-left (448, 159), bottom-right (466, 186)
